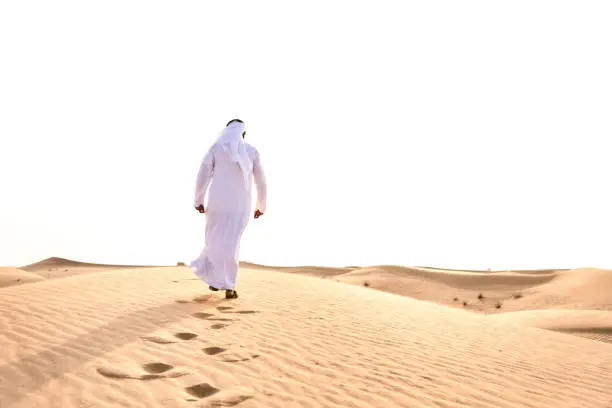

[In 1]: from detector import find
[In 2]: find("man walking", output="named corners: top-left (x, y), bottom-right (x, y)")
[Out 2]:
top-left (190, 119), bottom-right (267, 299)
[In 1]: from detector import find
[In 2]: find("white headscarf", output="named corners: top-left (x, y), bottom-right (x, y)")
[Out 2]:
top-left (216, 120), bottom-right (250, 188)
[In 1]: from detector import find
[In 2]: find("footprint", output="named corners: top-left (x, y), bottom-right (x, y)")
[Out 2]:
top-left (219, 353), bottom-right (260, 363)
top-left (185, 383), bottom-right (220, 399)
top-left (142, 335), bottom-right (177, 344)
top-left (193, 312), bottom-right (215, 319)
top-left (216, 307), bottom-right (259, 315)
top-left (97, 367), bottom-right (136, 379)
top-left (97, 364), bottom-right (187, 380)
top-left (231, 310), bottom-right (259, 315)
top-left (175, 332), bottom-right (198, 340)
top-left (194, 294), bottom-right (213, 303)
top-left (203, 347), bottom-right (227, 355)
top-left (210, 324), bottom-right (228, 330)
top-left (142, 363), bottom-right (173, 374)
top-left (215, 347), bottom-right (260, 363)
top-left (176, 294), bottom-right (214, 304)
top-left (202, 386), bottom-right (254, 406)
top-left (143, 332), bottom-right (199, 343)
top-left (191, 312), bottom-right (235, 323)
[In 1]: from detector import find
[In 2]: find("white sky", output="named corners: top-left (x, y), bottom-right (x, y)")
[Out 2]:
top-left (1, 1), bottom-right (611, 270)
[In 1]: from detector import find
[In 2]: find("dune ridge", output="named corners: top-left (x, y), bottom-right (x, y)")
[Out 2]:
top-left (17, 257), bottom-right (160, 281)
top-left (0, 267), bottom-right (45, 288)
top-left (490, 309), bottom-right (612, 344)
top-left (415, 265), bottom-right (570, 274)
top-left (21, 257), bottom-right (154, 272)
top-left (242, 261), bottom-right (612, 344)
top-left (244, 262), bottom-right (612, 311)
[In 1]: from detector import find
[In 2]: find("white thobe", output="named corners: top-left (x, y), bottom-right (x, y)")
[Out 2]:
top-left (190, 142), bottom-right (267, 289)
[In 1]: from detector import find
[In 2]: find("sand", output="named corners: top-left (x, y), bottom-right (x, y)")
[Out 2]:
top-left (1, 259), bottom-right (612, 407)
top-left (270, 263), bottom-right (612, 344)
top-left (0, 267), bottom-right (45, 288)
top-left (20, 257), bottom-right (151, 280)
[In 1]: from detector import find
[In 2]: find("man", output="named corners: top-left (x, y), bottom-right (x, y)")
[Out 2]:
top-left (190, 119), bottom-right (267, 299)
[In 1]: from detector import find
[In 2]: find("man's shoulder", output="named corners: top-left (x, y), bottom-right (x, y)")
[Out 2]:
top-left (208, 142), bottom-right (225, 154)
top-left (244, 143), bottom-right (260, 157)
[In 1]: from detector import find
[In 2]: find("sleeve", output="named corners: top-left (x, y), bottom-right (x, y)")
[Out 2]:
top-left (253, 149), bottom-right (267, 213)
top-left (194, 146), bottom-right (215, 208)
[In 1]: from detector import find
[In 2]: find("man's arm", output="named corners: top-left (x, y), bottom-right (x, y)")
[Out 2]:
top-left (194, 146), bottom-right (215, 211)
top-left (253, 148), bottom-right (267, 218)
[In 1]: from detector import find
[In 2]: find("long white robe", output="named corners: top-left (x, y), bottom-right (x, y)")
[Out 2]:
top-left (190, 142), bottom-right (267, 290)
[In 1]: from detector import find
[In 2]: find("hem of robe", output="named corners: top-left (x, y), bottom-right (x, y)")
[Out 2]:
top-left (190, 209), bottom-right (249, 291)
top-left (189, 259), bottom-right (236, 290)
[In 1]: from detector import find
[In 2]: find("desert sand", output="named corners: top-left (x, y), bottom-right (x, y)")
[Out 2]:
top-left (1, 258), bottom-right (612, 407)
top-left (252, 263), bottom-right (612, 342)
top-left (0, 267), bottom-right (45, 288)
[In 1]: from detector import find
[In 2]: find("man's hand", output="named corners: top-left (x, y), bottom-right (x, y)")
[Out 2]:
top-left (195, 204), bottom-right (205, 214)
top-left (254, 209), bottom-right (263, 219)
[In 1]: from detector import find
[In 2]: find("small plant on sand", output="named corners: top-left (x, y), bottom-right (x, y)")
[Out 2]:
top-left (495, 302), bottom-right (502, 309)
top-left (462, 301), bottom-right (468, 307)
top-left (363, 281), bottom-right (370, 287)
top-left (453, 297), bottom-right (459, 302)
top-left (478, 293), bottom-right (485, 301)
top-left (512, 293), bottom-right (523, 299)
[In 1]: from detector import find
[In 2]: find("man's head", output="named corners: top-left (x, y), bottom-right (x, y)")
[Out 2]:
top-left (226, 119), bottom-right (246, 138)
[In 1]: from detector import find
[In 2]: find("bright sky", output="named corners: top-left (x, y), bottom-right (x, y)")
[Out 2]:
top-left (1, 1), bottom-right (611, 270)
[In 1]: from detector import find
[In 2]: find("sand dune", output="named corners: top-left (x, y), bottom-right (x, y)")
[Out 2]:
top-left (490, 309), bottom-right (612, 344)
top-left (245, 262), bottom-right (612, 344)
top-left (21, 256), bottom-right (150, 272)
top-left (516, 268), bottom-right (612, 311)
top-left (239, 262), bottom-right (356, 277)
top-left (20, 257), bottom-right (157, 280)
top-left (264, 263), bottom-right (612, 313)
top-left (1, 262), bottom-right (612, 407)
top-left (416, 266), bottom-right (568, 275)
top-left (0, 267), bottom-right (45, 288)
